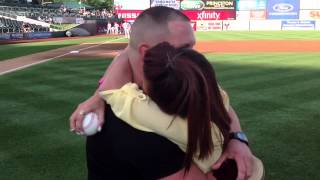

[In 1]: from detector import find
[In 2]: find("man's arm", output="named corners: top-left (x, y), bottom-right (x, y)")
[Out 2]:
top-left (228, 106), bottom-right (242, 132)
top-left (69, 48), bottom-right (132, 133)
top-left (212, 106), bottom-right (253, 180)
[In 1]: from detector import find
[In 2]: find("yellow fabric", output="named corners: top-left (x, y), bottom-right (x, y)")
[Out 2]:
top-left (99, 83), bottom-right (231, 173)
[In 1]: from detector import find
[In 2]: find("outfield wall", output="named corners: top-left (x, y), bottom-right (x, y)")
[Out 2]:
top-left (194, 19), bottom-right (320, 31)
top-left (113, 0), bottom-right (320, 31)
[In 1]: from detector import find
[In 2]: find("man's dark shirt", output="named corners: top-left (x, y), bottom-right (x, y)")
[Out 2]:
top-left (86, 105), bottom-right (185, 180)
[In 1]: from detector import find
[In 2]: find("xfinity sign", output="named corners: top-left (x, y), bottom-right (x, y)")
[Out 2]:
top-left (197, 11), bottom-right (221, 20)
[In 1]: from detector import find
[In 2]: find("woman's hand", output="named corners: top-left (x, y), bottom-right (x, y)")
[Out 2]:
top-left (212, 139), bottom-right (253, 180)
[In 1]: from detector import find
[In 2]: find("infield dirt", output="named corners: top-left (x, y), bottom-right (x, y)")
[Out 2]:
top-left (1, 40), bottom-right (320, 75)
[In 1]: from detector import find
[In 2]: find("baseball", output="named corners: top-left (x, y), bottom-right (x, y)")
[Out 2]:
top-left (82, 112), bottom-right (100, 136)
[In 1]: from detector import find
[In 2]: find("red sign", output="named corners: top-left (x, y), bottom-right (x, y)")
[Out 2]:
top-left (117, 10), bottom-right (143, 21)
top-left (183, 10), bottom-right (236, 21)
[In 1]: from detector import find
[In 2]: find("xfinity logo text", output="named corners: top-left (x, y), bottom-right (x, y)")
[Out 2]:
top-left (197, 11), bottom-right (221, 20)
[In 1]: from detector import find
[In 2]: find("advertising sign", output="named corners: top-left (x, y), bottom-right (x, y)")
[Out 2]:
top-left (25, 32), bottom-right (52, 39)
top-left (151, 0), bottom-right (180, 9)
top-left (76, 18), bottom-right (85, 24)
top-left (183, 10), bottom-right (236, 20)
top-left (250, 10), bottom-right (266, 20)
top-left (0, 33), bottom-right (11, 40)
top-left (267, 0), bottom-right (300, 19)
top-left (180, 0), bottom-right (235, 10)
top-left (300, 10), bottom-right (320, 20)
top-left (236, 0), bottom-right (266, 11)
top-left (10, 33), bottom-right (24, 40)
top-left (281, 20), bottom-right (315, 30)
top-left (117, 10), bottom-right (143, 21)
top-left (196, 20), bottom-right (223, 31)
top-left (114, 0), bottom-right (150, 10)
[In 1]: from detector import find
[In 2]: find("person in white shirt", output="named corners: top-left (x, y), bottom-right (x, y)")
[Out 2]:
top-left (114, 22), bottom-right (119, 35)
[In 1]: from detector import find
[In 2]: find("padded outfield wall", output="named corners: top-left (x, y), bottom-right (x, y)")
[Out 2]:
top-left (113, 0), bottom-right (320, 31)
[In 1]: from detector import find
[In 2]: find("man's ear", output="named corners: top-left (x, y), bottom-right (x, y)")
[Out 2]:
top-left (138, 44), bottom-right (150, 58)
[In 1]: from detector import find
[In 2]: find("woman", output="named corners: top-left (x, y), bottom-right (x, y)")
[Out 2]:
top-left (100, 42), bottom-right (264, 179)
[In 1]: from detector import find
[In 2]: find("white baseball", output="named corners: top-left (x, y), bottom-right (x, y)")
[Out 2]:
top-left (82, 112), bottom-right (100, 136)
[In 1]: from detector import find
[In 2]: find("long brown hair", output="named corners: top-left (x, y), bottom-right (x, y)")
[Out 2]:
top-left (143, 42), bottom-right (231, 171)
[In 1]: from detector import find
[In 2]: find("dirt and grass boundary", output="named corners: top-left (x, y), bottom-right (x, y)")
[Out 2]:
top-left (1, 39), bottom-right (320, 75)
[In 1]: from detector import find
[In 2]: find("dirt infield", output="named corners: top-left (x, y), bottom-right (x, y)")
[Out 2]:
top-left (1, 40), bottom-right (320, 75)
top-left (195, 40), bottom-right (320, 53)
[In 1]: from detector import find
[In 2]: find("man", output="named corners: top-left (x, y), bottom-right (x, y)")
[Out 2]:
top-left (106, 22), bottom-right (112, 34)
top-left (70, 6), bottom-right (253, 180)
top-left (123, 21), bottom-right (131, 39)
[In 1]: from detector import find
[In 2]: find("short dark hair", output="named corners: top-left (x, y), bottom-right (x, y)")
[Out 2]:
top-left (129, 6), bottom-right (190, 48)
top-left (136, 6), bottom-right (189, 24)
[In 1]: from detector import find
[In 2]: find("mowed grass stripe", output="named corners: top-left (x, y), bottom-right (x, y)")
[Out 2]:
top-left (0, 58), bottom-right (109, 179)
top-left (196, 31), bottom-right (320, 41)
top-left (207, 53), bottom-right (320, 180)
top-left (1, 54), bottom-right (319, 180)
top-left (0, 36), bottom-right (123, 61)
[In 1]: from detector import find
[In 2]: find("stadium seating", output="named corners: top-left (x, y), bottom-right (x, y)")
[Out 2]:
top-left (0, 1), bottom-right (120, 34)
top-left (0, 16), bottom-right (49, 33)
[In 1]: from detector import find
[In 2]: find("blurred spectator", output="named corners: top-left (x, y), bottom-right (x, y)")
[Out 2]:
top-left (114, 22), bottom-right (119, 35)
top-left (107, 22), bottom-right (112, 34)
top-left (123, 21), bottom-right (131, 38)
top-left (22, 22), bottom-right (31, 33)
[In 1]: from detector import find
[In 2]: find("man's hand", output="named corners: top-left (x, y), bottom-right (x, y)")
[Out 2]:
top-left (69, 48), bottom-right (132, 134)
top-left (212, 139), bottom-right (253, 180)
top-left (69, 94), bottom-right (105, 134)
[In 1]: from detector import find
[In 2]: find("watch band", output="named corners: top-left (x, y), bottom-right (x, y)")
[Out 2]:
top-left (230, 132), bottom-right (249, 146)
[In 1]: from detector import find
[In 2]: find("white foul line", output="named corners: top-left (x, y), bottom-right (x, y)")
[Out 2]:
top-left (0, 37), bottom-right (125, 76)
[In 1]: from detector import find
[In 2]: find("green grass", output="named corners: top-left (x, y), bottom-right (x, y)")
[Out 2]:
top-left (1, 53), bottom-right (320, 179)
top-left (0, 58), bottom-right (110, 180)
top-left (0, 36), bottom-right (124, 61)
top-left (206, 53), bottom-right (320, 180)
top-left (196, 31), bottom-right (320, 41)
top-left (1, 31), bottom-right (320, 62)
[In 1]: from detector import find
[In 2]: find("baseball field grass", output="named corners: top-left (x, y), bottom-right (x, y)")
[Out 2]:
top-left (1, 51), bottom-right (320, 179)
top-left (196, 31), bottom-right (320, 40)
top-left (1, 31), bottom-right (320, 61)
top-left (0, 36), bottom-right (121, 61)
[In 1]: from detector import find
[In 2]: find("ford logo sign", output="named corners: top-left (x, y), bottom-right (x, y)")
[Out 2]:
top-left (273, 3), bottom-right (294, 12)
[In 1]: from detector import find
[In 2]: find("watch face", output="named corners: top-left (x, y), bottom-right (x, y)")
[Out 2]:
top-left (238, 132), bottom-right (248, 141)
top-left (231, 132), bottom-right (249, 145)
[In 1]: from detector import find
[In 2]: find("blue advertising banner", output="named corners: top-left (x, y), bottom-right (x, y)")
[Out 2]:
top-left (10, 33), bottom-right (24, 40)
top-left (25, 32), bottom-right (52, 39)
top-left (267, 0), bottom-right (300, 19)
top-left (0, 33), bottom-right (11, 40)
top-left (281, 20), bottom-right (315, 30)
top-left (236, 0), bottom-right (266, 11)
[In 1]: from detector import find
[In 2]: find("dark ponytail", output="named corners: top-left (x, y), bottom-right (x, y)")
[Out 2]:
top-left (143, 42), bottom-right (231, 171)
